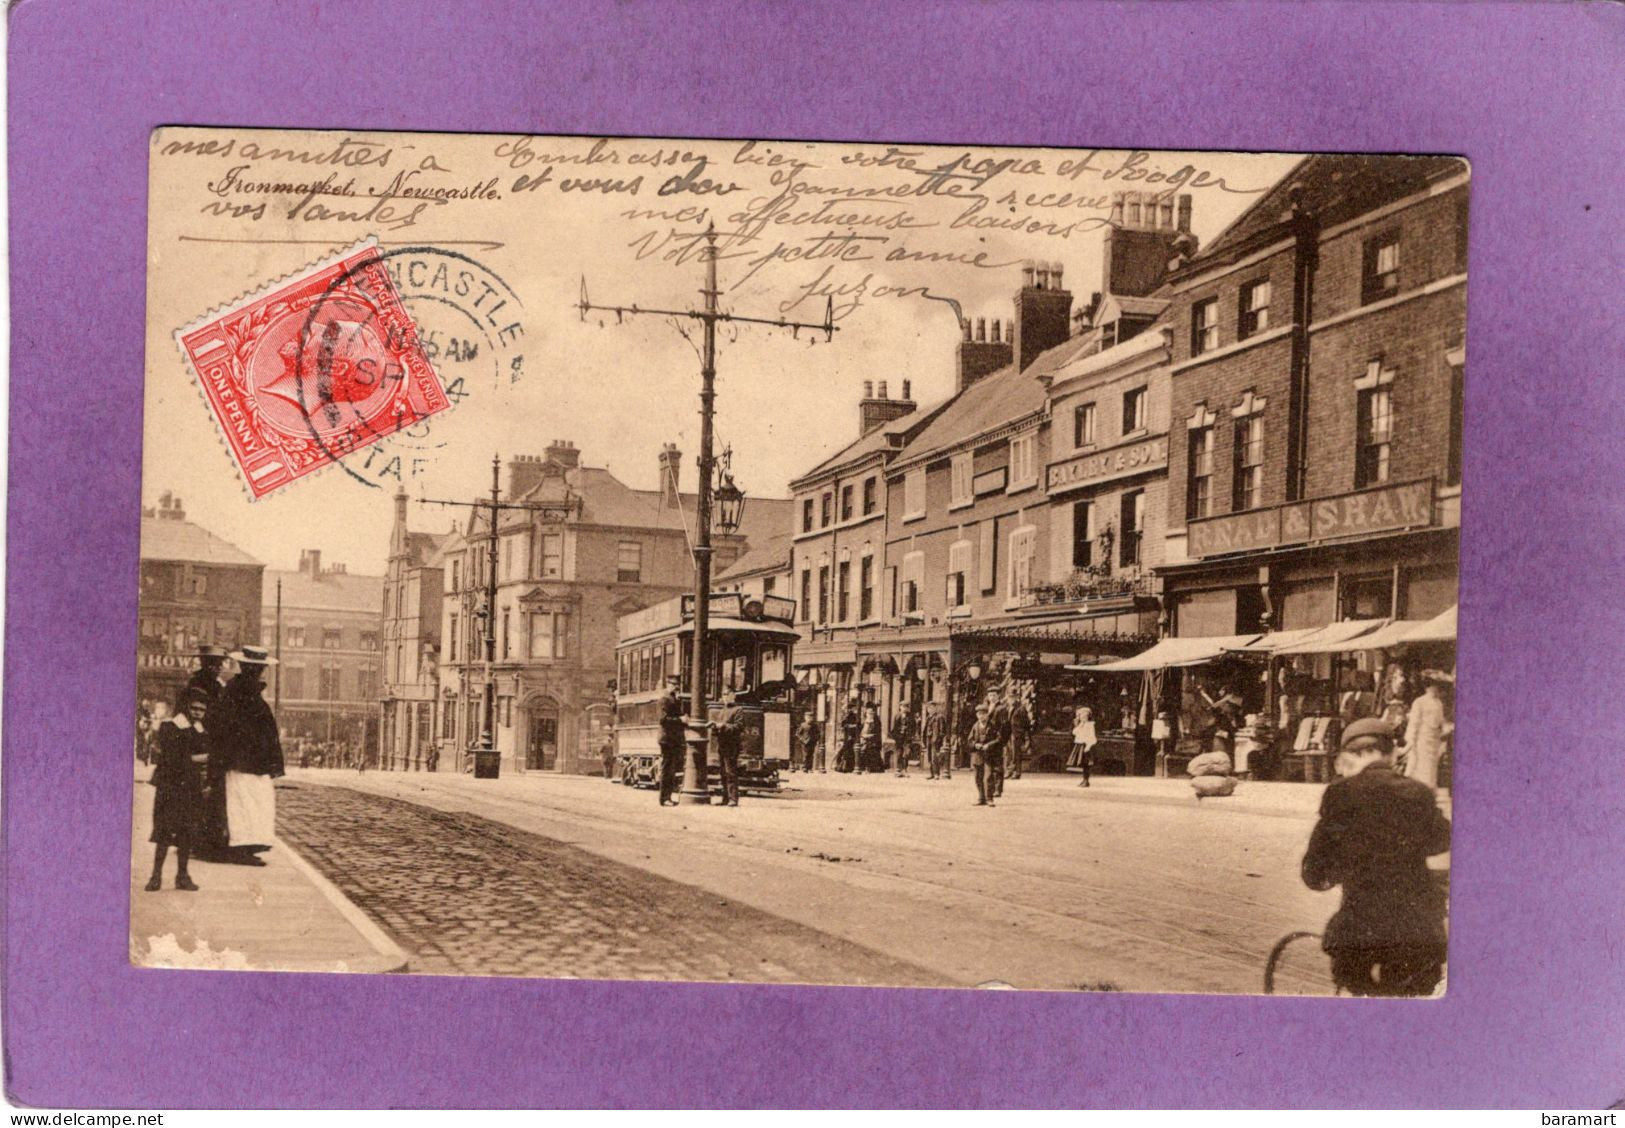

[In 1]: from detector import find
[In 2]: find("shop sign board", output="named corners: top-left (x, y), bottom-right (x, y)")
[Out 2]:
top-left (1187, 478), bottom-right (1435, 558)
top-left (1045, 434), bottom-right (1168, 494)
top-left (139, 650), bottom-right (194, 670)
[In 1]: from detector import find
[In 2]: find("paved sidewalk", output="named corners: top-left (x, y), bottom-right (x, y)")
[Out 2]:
top-left (783, 767), bottom-right (1452, 820)
top-left (129, 774), bottom-right (407, 973)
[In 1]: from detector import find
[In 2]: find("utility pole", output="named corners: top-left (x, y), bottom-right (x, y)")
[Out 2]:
top-left (579, 223), bottom-right (837, 805)
top-left (421, 454), bottom-right (576, 778)
top-left (274, 577), bottom-right (283, 713)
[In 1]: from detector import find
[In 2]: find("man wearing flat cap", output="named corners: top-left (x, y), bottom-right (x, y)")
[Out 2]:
top-left (968, 702), bottom-right (1003, 808)
top-left (1302, 717), bottom-right (1451, 996)
top-left (207, 645), bottom-right (286, 861)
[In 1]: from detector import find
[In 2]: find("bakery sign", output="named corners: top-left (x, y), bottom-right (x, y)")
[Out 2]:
top-left (1187, 478), bottom-right (1435, 558)
top-left (1045, 435), bottom-right (1168, 494)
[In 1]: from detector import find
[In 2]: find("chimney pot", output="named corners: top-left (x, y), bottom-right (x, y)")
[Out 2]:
top-left (976, 317), bottom-right (986, 342)
top-left (1110, 193), bottom-right (1125, 224)
top-left (1177, 194), bottom-right (1193, 232)
top-left (658, 444), bottom-right (683, 508)
top-left (902, 379), bottom-right (912, 401)
top-left (877, 380), bottom-right (888, 399)
top-left (962, 318), bottom-right (973, 342)
top-left (1022, 262), bottom-right (1036, 288)
top-left (863, 380), bottom-right (873, 399)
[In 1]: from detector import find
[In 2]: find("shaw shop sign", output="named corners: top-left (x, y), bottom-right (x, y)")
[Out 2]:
top-left (1186, 478), bottom-right (1435, 559)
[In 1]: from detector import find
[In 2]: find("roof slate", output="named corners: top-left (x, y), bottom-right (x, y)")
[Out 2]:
top-left (140, 517), bottom-right (262, 567)
top-left (715, 527), bottom-right (793, 582)
top-left (897, 330), bottom-right (1100, 465)
top-left (1199, 154), bottom-right (1467, 262)
top-left (263, 568), bottom-right (384, 613)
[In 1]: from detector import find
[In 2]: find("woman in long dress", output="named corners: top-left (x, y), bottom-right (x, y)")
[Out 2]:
top-left (1066, 705), bottom-right (1097, 787)
top-left (1403, 670), bottom-right (1454, 788)
top-left (212, 647), bottom-right (285, 855)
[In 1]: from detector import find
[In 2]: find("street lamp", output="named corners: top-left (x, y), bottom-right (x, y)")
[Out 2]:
top-left (714, 469), bottom-right (746, 536)
top-left (577, 225), bottom-right (836, 807)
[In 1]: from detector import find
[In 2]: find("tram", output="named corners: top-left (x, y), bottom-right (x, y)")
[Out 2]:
top-left (613, 591), bottom-right (801, 793)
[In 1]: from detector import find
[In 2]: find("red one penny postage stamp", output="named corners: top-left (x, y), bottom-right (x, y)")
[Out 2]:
top-left (176, 241), bottom-right (451, 499)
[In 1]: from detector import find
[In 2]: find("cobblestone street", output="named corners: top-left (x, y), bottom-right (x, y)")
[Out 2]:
top-left (269, 768), bottom-right (1408, 992)
top-left (275, 781), bottom-right (945, 984)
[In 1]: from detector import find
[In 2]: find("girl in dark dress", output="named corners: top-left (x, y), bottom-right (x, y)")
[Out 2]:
top-left (145, 689), bottom-right (210, 892)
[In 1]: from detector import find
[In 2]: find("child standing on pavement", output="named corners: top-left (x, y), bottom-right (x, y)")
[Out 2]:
top-left (145, 688), bottom-right (211, 892)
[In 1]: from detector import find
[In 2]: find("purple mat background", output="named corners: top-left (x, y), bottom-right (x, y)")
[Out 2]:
top-left (5, 0), bottom-right (1622, 1109)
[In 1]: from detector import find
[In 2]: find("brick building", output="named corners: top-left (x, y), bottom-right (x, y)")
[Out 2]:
top-left (263, 550), bottom-right (384, 754)
top-left (786, 380), bottom-right (942, 746)
top-left (379, 493), bottom-right (451, 770)
top-left (137, 492), bottom-right (264, 708)
top-left (426, 441), bottom-right (790, 775)
top-left (779, 198), bottom-right (1202, 763)
top-left (1157, 154), bottom-right (1467, 639)
top-left (1037, 325), bottom-right (1172, 639)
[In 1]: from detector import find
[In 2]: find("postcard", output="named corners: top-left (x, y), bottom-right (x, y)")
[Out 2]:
top-left (132, 129), bottom-right (1464, 995)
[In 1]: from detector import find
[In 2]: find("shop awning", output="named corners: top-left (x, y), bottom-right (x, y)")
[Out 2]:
top-left (1281, 617), bottom-right (1421, 654)
top-left (1224, 626), bottom-right (1335, 654)
top-left (1263, 619), bottom-right (1393, 655)
top-left (1399, 604), bottom-right (1457, 643)
top-left (1086, 633), bottom-right (1263, 671)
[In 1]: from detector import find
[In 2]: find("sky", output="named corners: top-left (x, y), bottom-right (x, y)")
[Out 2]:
top-left (143, 131), bottom-right (1302, 575)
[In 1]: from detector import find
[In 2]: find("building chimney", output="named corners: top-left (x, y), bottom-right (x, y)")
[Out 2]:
top-left (545, 440), bottom-right (580, 470)
top-left (1103, 194), bottom-right (1198, 298)
top-left (859, 379), bottom-right (917, 436)
top-left (1013, 259), bottom-right (1074, 373)
top-left (902, 379), bottom-right (911, 400)
top-left (863, 380), bottom-right (874, 399)
top-left (150, 492), bottom-right (187, 521)
top-left (300, 549), bottom-right (322, 576)
top-left (956, 314), bottom-right (1013, 393)
top-left (658, 443), bottom-right (683, 507)
top-left (506, 454), bottom-right (547, 499)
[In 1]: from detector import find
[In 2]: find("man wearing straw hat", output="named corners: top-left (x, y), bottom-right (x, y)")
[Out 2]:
top-left (209, 645), bottom-right (286, 859)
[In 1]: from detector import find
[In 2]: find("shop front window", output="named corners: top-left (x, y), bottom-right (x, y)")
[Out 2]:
top-left (1340, 574), bottom-right (1394, 621)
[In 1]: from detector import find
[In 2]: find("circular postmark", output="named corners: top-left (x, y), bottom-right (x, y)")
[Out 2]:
top-left (290, 244), bottom-right (527, 490)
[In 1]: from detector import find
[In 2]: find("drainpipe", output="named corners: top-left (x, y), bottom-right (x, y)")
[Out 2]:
top-left (1285, 184), bottom-right (1319, 503)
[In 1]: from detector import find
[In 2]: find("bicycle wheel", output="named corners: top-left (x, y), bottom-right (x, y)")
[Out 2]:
top-left (1264, 931), bottom-right (1340, 996)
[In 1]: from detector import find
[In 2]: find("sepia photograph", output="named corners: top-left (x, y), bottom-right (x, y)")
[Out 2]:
top-left (131, 130), bottom-right (1465, 996)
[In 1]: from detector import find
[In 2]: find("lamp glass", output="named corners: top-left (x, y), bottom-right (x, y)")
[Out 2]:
top-left (715, 474), bottom-right (746, 534)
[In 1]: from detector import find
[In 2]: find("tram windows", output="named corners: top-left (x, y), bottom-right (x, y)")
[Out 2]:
top-left (761, 643), bottom-right (787, 685)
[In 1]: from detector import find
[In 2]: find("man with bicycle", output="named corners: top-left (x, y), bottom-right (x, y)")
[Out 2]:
top-left (1301, 717), bottom-right (1451, 996)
